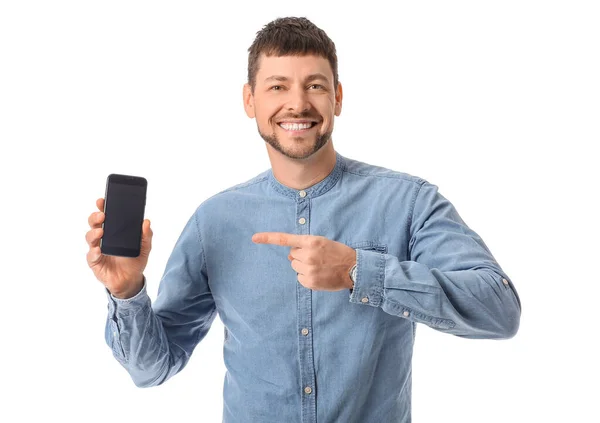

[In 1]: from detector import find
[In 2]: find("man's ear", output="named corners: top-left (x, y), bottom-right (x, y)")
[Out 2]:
top-left (243, 83), bottom-right (255, 119)
top-left (334, 81), bottom-right (343, 116)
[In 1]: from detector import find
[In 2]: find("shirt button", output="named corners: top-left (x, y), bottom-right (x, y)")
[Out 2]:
top-left (301, 328), bottom-right (309, 336)
top-left (298, 217), bottom-right (306, 224)
top-left (361, 297), bottom-right (369, 303)
top-left (502, 278), bottom-right (509, 286)
top-left (304, 386), bottom-right (312, 394)
top-left (299, 190), bottom-right (307, 198)
top-left (403, 311), bottom-right (410, 317)
top-left (113, 332), bottom-right (117, 337)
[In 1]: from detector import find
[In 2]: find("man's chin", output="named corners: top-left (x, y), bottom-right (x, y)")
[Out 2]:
top-left (274, 144), bottom-right (319, 160)
top-left (259, 128), bottom-right (332, 160)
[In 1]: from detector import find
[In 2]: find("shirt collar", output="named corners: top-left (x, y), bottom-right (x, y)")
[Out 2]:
top-left (268, 151), bottom-right (345, 200)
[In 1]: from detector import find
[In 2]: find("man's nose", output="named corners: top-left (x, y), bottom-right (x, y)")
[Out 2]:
top-left (286, 86), bottom-right (311, 112)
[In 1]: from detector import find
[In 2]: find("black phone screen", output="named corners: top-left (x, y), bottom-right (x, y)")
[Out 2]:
top-left (101, 174), bottom-right (147, 257)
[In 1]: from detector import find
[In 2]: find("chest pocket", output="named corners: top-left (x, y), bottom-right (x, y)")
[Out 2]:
top-left (349, 240), bottom-right (387, 254)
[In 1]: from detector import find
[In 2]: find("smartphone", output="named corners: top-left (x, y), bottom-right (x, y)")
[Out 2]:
top-left (100, 174), bottom-right (147, 257)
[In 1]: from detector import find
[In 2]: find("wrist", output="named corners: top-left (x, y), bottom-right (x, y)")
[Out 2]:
top-left (111, 276), bottom-right (144, 299)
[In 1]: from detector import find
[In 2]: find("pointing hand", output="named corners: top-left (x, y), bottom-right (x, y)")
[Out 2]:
top-left (252, 232), bottom-right (356, 291)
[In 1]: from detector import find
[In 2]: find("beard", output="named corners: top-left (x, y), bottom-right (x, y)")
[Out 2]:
top-left (258, 124), bottom-right (332, 160)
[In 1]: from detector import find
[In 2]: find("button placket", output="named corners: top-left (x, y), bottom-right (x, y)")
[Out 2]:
top-left (295, 194), bottom-right (316, 419)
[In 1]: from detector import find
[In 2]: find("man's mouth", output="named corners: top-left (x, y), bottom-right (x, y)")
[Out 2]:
top-left (277, 121), bottom-right (319, 132)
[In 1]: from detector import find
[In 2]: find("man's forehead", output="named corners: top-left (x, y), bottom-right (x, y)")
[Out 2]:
top-left (256, 53), bottom-right (333, 82)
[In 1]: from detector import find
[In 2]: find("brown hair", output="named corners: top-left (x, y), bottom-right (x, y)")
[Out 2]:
top-left (247, 17), bottom-right (339, 92)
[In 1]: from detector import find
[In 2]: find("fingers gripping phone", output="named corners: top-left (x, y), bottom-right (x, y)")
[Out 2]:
top-left (100, 174), bottom-right (147, 257)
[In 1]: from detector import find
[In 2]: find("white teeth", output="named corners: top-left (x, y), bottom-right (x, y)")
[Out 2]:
top-left (280, 122), bottom-right (313, 131)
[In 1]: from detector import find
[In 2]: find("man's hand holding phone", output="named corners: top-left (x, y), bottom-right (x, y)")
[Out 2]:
top-left (86, 197), bottom-right (153, 299)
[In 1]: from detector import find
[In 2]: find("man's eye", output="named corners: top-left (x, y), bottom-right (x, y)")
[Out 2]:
top-left (308, 84), bottom-right (324, 90)
top-left (270, 85), bottom-right (282, 91)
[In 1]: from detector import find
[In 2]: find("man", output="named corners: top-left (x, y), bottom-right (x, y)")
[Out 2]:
top-left (86, 16), bottom-right (521, 423)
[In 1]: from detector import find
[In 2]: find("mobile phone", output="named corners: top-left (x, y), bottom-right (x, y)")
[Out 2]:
top-left (100, 174), bottom-right (147, 257)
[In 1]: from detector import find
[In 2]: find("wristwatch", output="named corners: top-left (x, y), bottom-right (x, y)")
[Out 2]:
top-left (349, 263), bottom-right (357, 289)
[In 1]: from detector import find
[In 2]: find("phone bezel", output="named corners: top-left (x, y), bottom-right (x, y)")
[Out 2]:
top-left (100, 174), bottom-right (147, 258)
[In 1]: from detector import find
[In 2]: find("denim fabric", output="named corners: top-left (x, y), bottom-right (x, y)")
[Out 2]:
top-left (105, 151), bottom-right (521, 422)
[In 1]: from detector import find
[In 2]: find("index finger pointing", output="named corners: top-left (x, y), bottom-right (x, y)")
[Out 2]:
top-left (252, 232), bottom-right (306, 247)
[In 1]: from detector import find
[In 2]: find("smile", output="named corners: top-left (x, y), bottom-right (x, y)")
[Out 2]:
top-left (278, 122), bottom-right (318, 132)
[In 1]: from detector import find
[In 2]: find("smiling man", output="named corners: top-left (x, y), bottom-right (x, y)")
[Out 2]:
top-left (245, 55), bottom-right (339, 162)
top-left (86, 17), bottom-right (522, 423)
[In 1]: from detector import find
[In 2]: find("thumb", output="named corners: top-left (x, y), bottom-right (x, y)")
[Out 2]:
top-left (141, 219), bottom-right (153, 252)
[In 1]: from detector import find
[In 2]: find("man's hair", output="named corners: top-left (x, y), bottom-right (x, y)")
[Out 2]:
top-left (247, 17), bottom-right (339, 92)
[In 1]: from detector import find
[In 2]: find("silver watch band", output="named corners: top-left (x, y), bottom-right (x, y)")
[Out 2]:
top-left (349, 263), bottom-right (357, 288)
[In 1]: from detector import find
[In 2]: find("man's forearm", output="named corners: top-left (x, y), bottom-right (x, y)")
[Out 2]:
top-left (105, 281), bottom-right (186, 387)
top-left (349, 249), bottom-right (521, 339)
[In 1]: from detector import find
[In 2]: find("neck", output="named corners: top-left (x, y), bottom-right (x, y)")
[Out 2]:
top-left (267, 141), bottom-right (337, 190)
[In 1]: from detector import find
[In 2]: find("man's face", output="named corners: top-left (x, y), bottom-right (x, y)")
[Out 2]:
top-left (243, 54), bottom-right (343, 160)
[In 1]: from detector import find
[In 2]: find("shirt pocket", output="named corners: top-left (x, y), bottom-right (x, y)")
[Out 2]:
top-left (349, 240), bottom-right (387, 254)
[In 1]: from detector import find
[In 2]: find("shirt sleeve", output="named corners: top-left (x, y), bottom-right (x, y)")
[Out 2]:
top-left (348, 180), bottom-right (521, 339)
top-left (105, 211), bottom-right (217, 387)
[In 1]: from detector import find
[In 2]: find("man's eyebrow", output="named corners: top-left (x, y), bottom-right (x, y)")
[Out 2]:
top-left (264, 75), bottom-right (288, 83)
top-left (305, 73), bottom-right (330, 83)
top-left (263, 73), bottom-right (331, 84)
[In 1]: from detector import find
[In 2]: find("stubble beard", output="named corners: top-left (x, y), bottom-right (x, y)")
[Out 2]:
top-left (259, 125), bottom-right (332, 160)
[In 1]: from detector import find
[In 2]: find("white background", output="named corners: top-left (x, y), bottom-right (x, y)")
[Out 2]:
top-left (1, 1), bottom-right (598, 422)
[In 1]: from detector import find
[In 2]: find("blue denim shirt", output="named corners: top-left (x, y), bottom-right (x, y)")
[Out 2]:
top-left (105, 151), bottom-right (521, 423)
